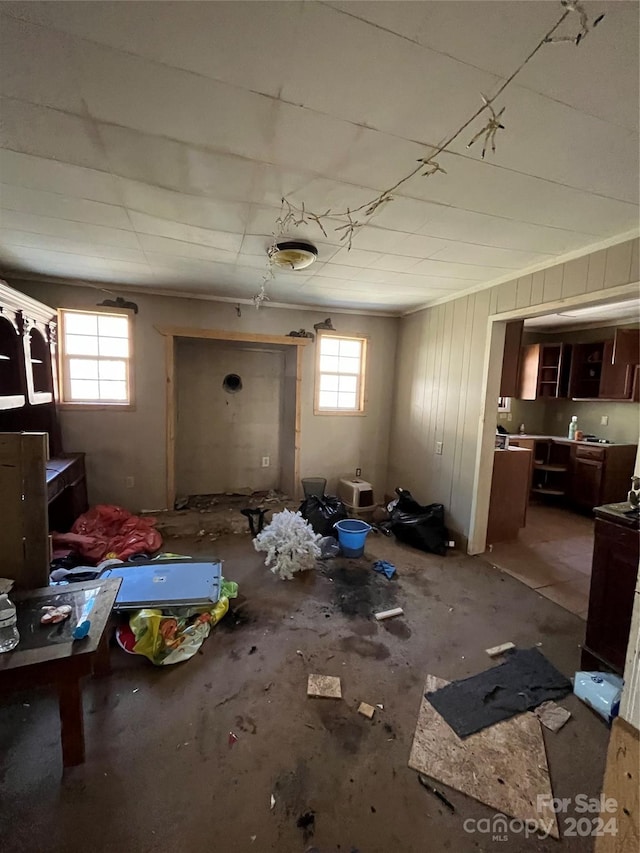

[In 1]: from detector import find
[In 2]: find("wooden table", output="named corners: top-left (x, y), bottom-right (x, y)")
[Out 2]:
top-left (0, 578), bottom-right (121, 767)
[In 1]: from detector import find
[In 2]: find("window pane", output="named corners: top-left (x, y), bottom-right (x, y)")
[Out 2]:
top-left (66, 334), bottom-right (99, 356)
top-left (70, 379), bottom-right (99, 400)
top-left (319, 354), bottom-right (339, 372)
top-left (338, 375), bottom-right (357, 394)
top-left (98, 359), bottom-right (126, 381)
top-left (99, 380), bottom-right (128, 401)
top-left (99, 336), bottom-right (129, 357)
top-left (320, 374), bottom-right (339, 392)
top-left (64, 312), bottom-right (98, 335)
top-left (98, 315), bottom-right (129, 338)
top-left (318, 390), bottom-right (338, 409)
top-left (68, 358), bottom-right (99, 380)
top-left (338, 356), bottom-right (360, 374)
top-left (320, 337), bottom-right (340, 356)
top-left (338, 339), bottom-right (361, 358)
top-left (337, 392), bottom-right (357, 409)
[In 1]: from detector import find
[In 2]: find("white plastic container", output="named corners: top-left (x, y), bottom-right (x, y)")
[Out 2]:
top-left (0, 593), bottom-right (19, 652)
top-left (568, 415), bottom-right (578, 440)
top-left (573, 671), bottom-right (623, 722)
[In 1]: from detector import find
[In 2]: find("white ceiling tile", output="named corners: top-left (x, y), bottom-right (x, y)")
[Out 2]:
top-left (73, 41), bottom-right (277, 161)
top-left (0, 208), bottom-right (140, 249)
top-left (429, 243), bottom-right (554, 269)
top-left (284, 2), bottom-right (500, 144)
top-left (0, 183), bottom-right (131, 229)
top-left (415, 205), bottom-right (592, 254)
top-left (0, 98), bottom-right (110, 170)
top-left (128, 211), bottom-right (242, 253)
top-left (2, 1), bottom-right (304, 99)
top-left (0, 228), bottom-right (146, 264)
top-left (0, 149), bottom-right (119, 204)
top-left (117, 180), bottom-right (250, 233)
top-left (136, 234), bottom-right (238, 265)
top-left (328, 247), bottom-right (384, 268)
top-left (368, 254), bottom-right (423, 273)
top-left (395, 233), bottom-right (451, 259)
top-left (347, 226), bottom-right (412, 255)
top-left (0, 15), bottom-right (84, 112)
top-left (410, 258), bottom-right (508, 281)
top-left (1, 245), bottom-right (151, 277)
top-left (99, 125), bottom-right (259, 202)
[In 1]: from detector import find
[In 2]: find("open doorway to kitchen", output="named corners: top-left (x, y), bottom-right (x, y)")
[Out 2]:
top-left (469, 293), bottom-right (639, 633)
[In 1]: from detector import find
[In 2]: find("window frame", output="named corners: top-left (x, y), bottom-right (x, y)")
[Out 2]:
top-left (497, 396), bottom-right (511, 413)
top-left (58, 307), bottom-right (135, 410)
top-left (314, 331), bottom-right (368, 416)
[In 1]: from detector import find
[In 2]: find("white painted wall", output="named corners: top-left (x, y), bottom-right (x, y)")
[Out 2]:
top-left (388, 237), bottom-right (639, 544)
top-left (175, 339), bottom-right (284, 496)
top-left (10, 279), bottom-right (399, 510)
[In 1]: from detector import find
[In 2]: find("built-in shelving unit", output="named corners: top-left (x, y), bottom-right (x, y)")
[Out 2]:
top-left (531, 439), bottom-right (571, 498)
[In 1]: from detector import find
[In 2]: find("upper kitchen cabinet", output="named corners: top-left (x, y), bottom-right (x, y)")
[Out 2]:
top-left (611, 327), bottom-right (640, 366)
top-left (517, 342), bottom-right (571, 400)
top-left (569, 328), bottom-right (639, 401)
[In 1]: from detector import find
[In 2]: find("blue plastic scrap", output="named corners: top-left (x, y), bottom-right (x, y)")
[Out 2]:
top-left (372, 559), bottom-right (396, 580)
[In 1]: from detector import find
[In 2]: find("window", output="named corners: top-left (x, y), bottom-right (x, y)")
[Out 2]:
top-left (59, 309), bottom-right (132, 405)
top-left (315, 334), bottom-right (367, 414)
top-left (497, 396), bottom-right (511, 412)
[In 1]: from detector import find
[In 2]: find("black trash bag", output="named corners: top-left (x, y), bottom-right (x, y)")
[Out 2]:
top-left (299, 494), bottom-right (348, 537)
top-left (384, 487), bottom-right (448, 556)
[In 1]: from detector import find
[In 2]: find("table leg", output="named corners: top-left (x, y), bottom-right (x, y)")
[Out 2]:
top-left (93, 620), bottom-right (113, 678)
top-left (58, 677), bottom-right (85, 767)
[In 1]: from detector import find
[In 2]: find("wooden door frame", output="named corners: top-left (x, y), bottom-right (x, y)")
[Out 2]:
top-left (467, 281), bottom-right (639, 555)
top-left (156, 326), bottom-right (310, 510)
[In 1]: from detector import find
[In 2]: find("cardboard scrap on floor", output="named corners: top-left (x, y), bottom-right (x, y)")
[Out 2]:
top-left (408, 675), bottom-right (559, 839)
top-left (307, 674), bottom-right (342, 699)
top-left (485, 641), bottom-right (515, 657)
top-left (534, 700), bottom-right (571, 732)
top-left (358, 702), bottom-right (375, 719)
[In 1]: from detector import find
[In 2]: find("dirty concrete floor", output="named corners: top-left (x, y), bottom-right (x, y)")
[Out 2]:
top-left (0, 531), bottom-right (609, 853)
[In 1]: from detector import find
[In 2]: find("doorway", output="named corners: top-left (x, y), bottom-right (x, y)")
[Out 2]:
top-left (469, 289), bottom-right (639, 617)
top-left (158, 327), bottom-right (309, 509)
top-left (175, 338), bottom-right (285, 497)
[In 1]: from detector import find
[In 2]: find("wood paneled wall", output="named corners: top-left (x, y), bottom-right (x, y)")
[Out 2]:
top-left (388, 237), bottom-right (639, 544)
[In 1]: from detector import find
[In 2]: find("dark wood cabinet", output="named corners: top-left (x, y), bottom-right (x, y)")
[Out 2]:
top-left (583, 509), bottom-right (639, 674)
top-left (612, 327), bottom-right (640, 365)
top-left (500, 320), bottom-right (523, 397)
top-left (569, 443), bottom-right (637, 511)
top-left (599, 339), bottom-right (634, 399)
top-left (569, 329), bottom-right (639, 401)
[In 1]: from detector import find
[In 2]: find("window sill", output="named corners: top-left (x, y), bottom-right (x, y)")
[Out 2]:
top-left (313, 408), bottom-right (367, 417)
top-left (58, 402), bottom-right (136, 412)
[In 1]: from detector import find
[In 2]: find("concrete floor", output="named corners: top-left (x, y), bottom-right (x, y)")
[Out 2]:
top-left (0, 531), bottom-right (609, 852)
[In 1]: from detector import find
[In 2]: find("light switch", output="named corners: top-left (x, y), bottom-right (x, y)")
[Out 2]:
top-left (600, 415), bottom-right (609, 426)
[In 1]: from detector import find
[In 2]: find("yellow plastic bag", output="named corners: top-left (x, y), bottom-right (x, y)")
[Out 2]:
top-left (129, 596), bottom-right (230, 665)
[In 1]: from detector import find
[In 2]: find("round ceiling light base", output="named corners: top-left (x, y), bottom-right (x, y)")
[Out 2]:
top-left (270, 240), bottom-right (318, 270)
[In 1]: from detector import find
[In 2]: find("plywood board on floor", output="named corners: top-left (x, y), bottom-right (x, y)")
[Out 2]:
top-left (408, 675), bottom-right (559, 838)
top-left (595, 717), bottom-right (639, 853)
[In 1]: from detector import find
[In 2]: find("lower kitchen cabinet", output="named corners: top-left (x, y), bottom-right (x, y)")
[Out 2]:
top-left (582, 506), bottom-right (639, 674)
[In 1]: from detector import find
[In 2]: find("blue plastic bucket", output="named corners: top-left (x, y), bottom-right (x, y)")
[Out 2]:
top-left (334, 519), bottom-right (371, 558)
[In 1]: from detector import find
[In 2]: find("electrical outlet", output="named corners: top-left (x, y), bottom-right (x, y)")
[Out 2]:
top-left (435, 441), bottom-right (443, 455)
top-left (507, 413), bottom-right (512, 421)
top-left (261, 456), bottom-right (270, 468)
top-left (447, 540), bottom-right (455, 549)
top-left (355, 467), bottom-right (362, 478)
top-left (125, 476), bottom-right (135, 488)
top-left (600, 415), bottom-right (609, 426)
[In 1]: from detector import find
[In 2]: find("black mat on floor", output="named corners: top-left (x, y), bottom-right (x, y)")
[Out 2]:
top-left (426, 647), bottom-right (572, 738)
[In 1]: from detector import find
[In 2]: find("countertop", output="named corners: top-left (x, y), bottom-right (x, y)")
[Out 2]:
top-left (509, 434), bottom-right (638, 448)
top-left (594, 502), bottom-right (640, 529)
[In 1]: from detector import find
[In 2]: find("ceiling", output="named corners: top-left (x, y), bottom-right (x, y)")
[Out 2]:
top-left (525, 296), bottom-right (640, 330)
top-left (0, 0), bottom-right (638, 313)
